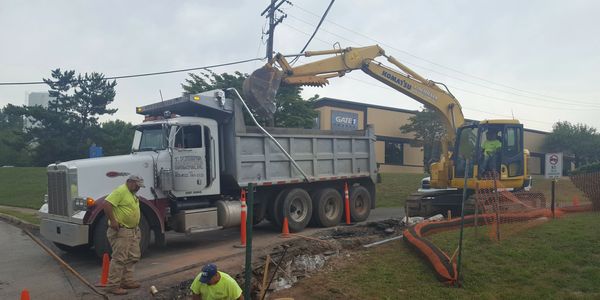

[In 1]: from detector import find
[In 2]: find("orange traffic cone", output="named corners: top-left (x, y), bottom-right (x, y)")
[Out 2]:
top-left (21, 289), bottom-right (30, 300)
top-left (101, 253), bottom-right (109, 285)
top-left (572, 195), bottom-right (580, 207)
top-left (344, 182), bottom-right (351, 225)
top-left (95, 253), bottom-right (110, 286)
top-left (281, 217), bottom-right (291, 238)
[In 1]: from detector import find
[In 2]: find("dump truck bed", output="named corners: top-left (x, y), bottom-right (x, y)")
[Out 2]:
top-left (234, 126), bottom-right (376, 187)
top-left (136, 91), bottom-right (377, 188)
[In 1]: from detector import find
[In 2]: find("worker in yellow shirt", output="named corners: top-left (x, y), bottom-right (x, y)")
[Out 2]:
top-left (190, 263), bottom-right (244, 300)
top-left (481, 129), bottom-right (502, 176)
top-left (101, 175), bottom-right (144, 295)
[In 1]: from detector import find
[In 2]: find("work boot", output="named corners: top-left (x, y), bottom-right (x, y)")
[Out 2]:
top-left (121, 281), bottom-right (141, 289)
top-left (109, 287), bottom-right (128, 295)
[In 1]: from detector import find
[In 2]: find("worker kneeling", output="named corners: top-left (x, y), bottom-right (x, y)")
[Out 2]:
top-left (481, 129), bottom-right (502, 176)
top-left (190, 263), bottom-right (244, 300)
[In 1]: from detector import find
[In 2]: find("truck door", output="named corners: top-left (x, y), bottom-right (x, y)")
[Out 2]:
top-left (172, 125), bottom-right (207, 193)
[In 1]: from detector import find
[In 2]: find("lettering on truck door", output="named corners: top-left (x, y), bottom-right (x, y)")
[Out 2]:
top-left (172, 125), bottom-right (207, 193)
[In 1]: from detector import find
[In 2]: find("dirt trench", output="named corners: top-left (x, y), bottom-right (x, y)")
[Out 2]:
top-left (154, 218), bottom-right (406, 300)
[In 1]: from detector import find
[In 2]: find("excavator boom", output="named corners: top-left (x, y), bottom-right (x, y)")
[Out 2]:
top-left (243, 45), bottom-right (464, 150)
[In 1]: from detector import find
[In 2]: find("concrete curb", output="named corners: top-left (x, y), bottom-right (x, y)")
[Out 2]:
top-left (0, 211), bottom-right (40, 231)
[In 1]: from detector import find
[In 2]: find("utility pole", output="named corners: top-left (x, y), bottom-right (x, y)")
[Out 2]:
top-left (262, 0), bottom-right (288, 61)
top-left (261, 0), bottom-right (288, 126)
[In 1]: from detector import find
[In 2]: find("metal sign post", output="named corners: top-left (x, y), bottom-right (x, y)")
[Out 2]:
top-left (545, 153), bottom-right (562, 218)
top-left (545, 153), bottom-right (563, 179)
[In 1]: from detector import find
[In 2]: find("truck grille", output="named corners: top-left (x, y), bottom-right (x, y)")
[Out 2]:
top-left (48, 170), bottom-right (69, 216)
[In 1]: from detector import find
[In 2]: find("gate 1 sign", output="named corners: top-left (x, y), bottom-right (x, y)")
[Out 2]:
top-left (545, 152), bottom-right (563, 179)
top-left (331, 110), bottom-right (358, 131)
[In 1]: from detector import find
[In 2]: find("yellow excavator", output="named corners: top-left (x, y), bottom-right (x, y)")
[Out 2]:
top-left (243, 45), bottom-right (538, 216)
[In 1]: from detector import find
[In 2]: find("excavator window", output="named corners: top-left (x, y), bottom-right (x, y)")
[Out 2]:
top-left (454, 126), bottom-right (477, 177)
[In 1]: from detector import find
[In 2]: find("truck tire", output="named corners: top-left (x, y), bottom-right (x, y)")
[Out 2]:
top-left (93, 214), bottom-right (151, 258)
top-left (349, 186), bottom-right (371, 222)
top-left (268, 190), bottom-right (287, 229)
top-left (253, 202), bottom-right (267, 225)
top-left (311, 188), bottom-right (343, 227)
top-left (282, 188), bottom-right (313, 232)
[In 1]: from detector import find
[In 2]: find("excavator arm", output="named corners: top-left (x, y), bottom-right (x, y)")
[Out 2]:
top-left (244, 45), bottom-right (464, 152)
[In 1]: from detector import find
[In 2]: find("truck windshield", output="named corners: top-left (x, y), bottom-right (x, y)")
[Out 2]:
top-left (133, 125), bottom-right (167, 152)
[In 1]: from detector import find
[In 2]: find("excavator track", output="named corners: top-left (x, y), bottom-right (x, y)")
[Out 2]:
top-left (406, 190), bottom-right (467, 218)
top-left (406, 190), bottom-right (547, 218)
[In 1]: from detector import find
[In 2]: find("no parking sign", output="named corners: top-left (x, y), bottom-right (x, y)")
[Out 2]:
top-left (545, 152), bottom-right (563, 179)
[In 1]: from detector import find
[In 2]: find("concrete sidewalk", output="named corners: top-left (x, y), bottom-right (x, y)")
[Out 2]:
top-left (0, 219), bottom-right (103, 299)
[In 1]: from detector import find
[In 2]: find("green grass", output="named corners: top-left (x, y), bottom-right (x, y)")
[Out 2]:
top-left (530, 175), bottom-right (589, 206)
top-left (0, 170), bottom-right (584, 211)
top-left (0, 207), bottom-right (41, 225)
top-left (275, 212), bottom-right (600, 299)
top-left (374, 173), bottom-right (588, 208)
top-left (0, 167), bottom-right (46, 209)
top-left (376, 173), bottom-right (427, 208)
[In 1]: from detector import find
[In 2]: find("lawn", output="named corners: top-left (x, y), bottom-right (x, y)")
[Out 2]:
top-left (0, 169), bottom-right (587, 211)
top-left (273, 212), bottom-right (600, 299)
top-left (376, 172), bottom-right (426, 208)
top-left (0, 207), bottom-right (41, 225)
top-left (530, 175), bottom-right (589, 206)
top-left (0, 167), bottom-right (46, 209)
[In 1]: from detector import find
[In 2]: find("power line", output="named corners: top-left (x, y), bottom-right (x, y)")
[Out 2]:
top-left (285, 11), bottom-right (600, 109)
top-left (290, 3), bottom-right (600, 107)
top-left (342, 75), bottom-right (554, 126)
top-left (280, 22), bottom-right (596, 114)
top-left (289, 0), bottom-right (335, 65)
top-left (0, 57), bottom-right (265, 86)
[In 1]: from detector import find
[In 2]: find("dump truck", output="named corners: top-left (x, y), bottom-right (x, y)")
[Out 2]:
top-left (39, 89), bottom-right (377, 257)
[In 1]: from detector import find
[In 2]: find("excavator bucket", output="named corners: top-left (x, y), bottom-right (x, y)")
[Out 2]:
top-left (242, 64), bottom-right (283, 119)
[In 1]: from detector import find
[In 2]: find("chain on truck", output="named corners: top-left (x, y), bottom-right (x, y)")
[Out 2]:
top-left (39, 89), bottom-right (378, 257)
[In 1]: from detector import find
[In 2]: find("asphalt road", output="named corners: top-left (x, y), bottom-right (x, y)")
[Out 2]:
top-left (0, 219), bottom-right (103, 299)
top-left (2, 206), bottom-right (404, 299)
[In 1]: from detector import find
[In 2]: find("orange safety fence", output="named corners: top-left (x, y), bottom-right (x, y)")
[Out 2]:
top-left (403, 172), bottom-right (598, 286)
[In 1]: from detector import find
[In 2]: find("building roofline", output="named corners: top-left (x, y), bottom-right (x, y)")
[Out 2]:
top-left (314, 97), bottom-right (419, 115)
top-left (314, 97), bottom-right (549, 134)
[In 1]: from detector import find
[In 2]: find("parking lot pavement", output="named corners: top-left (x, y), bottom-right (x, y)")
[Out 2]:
top-left (0, 219), bottom-right (103, 300)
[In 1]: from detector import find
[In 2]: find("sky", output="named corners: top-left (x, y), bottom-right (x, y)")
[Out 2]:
top-left (1, 0), bottom-right (599, 132)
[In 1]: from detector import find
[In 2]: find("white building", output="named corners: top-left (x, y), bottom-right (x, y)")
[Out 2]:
top-left (24, 92), bottom-right (55, 129)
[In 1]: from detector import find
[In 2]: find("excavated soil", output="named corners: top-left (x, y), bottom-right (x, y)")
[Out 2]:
top-left (154, 218), bottom-right (406, 300)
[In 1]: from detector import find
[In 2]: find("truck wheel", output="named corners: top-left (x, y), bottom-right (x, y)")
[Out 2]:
top-left (139, 215), bottom-right (151, 256)
top-left (93, 214), bottom-right (151, 258)
top-left (282, 188), bottom-right (313, 232)
top-left (253, 202), bottom-right (267, 225)
top-left (93, 215), bottom-right (111, 258)
top-left (312, 188), bottom-right (343, 227)
top-left (349, 186), bottom-right (371, 222)
top-left (53, 242), bottom-right (89, 253)
top-left (268, 190), bottom-right (287, 229)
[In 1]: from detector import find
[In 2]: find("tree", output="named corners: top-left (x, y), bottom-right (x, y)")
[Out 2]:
top-left (182, 71), bottom-right (318, 128)
top-left (400, 107), bottom-right (446, 173)
top-left (92, 120), bottom-right (135, 156)
top-left (544, 121), bottom-right (600, 168)
top-left (0, 106), bottom-right (32, 166)
top-left (5, 69), bottom-right (117, 166)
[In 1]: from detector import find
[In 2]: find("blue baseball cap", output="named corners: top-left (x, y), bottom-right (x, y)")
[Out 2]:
top-left (199, 263), bottom-right (218, 283)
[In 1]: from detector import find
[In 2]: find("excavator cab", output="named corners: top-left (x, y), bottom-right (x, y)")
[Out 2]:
top-left (452, 121), bottom-right (525, 188)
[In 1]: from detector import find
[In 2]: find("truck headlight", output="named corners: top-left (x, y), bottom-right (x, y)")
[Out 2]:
top-left (73, 197), bottom-right (94, 211)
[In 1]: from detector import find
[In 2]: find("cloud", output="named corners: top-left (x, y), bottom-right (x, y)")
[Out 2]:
top-left (1, 0), bottom-right (599, 131)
